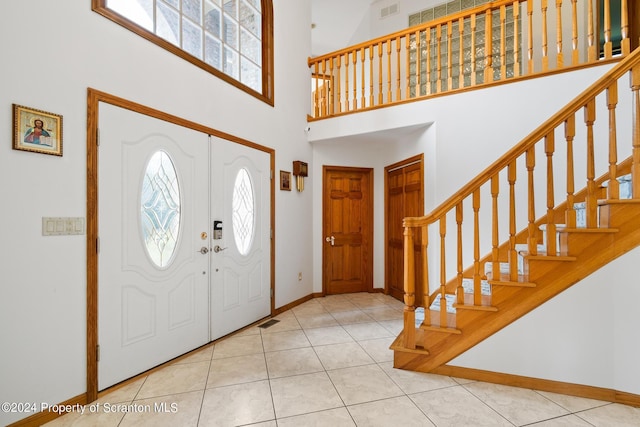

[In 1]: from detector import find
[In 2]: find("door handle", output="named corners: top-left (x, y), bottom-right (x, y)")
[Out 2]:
top-left (199, 246), bottom-right (210, 254)
top-left (213, 245), bottom-right (228, 253)
top-left (325, 236), bottom-right (335, 246)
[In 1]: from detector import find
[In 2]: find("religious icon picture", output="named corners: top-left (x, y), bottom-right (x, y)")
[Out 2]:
top-left (13, 104), bottom-right (63, 156)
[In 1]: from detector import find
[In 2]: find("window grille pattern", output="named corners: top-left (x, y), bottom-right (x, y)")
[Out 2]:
top-left (141, 150), bottom-right (181, 268)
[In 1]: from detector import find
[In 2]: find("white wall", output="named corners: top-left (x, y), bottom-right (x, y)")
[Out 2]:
top-left (0, 1), bottom-right (312, 425)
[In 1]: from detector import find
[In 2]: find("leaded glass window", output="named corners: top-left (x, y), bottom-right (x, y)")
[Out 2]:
top-left (232, 168), bottom-right (255, 255)
top-left (141, 150), bottom-right (181, 268)
top-left (94, 0), bottom-right (272, 103)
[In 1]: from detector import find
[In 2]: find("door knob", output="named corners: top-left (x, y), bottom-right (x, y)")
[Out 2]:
top-left (213, 245), bottom-right (228, 253)
top-left (199, 246), bottom-right (210, 254)
top-left (325, 236), bottom-right (335, 246)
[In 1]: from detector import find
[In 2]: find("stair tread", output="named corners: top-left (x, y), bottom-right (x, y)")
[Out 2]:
top-left (519, 253), bottom-right (577, 261)
top-left (556, 227), bottom-right (619, 233)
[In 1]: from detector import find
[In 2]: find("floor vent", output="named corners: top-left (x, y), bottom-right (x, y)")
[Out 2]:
top-left (258, 319), bottom-right (280, 329)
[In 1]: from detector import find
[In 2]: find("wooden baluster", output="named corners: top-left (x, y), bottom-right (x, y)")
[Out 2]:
top-left (545, 132), bottom-right (557, 256)
top-left (571, 0), bottom-right (579, 65)
top-left (585, 99), bottom-right (597, 228)
top-left (313, 61), bottom-right (320, 118)
top-left (541, 0), bottom-right (549, 72)
top-left (500, 5), bottom-right (507, 80)
top-left (436, 25), bottom-right (443, 93)
top-left (588, 0), bottom-right (597, 62)
top-left (473, 190), bottom-right (482, 306)
top-left (471, 14), bottom-right (477, 86)
top-left (321, 59), bottom-right (328, 117)
top-left (377, 42), bottom-right (383, 105)
top-left (447, 22), bottom-right (453, 91)
top-left (565, 115), bottom-right (577, 228)
top-left (458, 17), bottom-right (464, 88)
top-left (336, 55), bottom-right (342, 114)
top-left (416, 30), bottom-right (422, 97)
top-left (484, 8), bottom-right (493, 83)
top-left (422, 226), bottom-right (430, 320)
top-left (528, 0), bottom-right (534, 73)
top-left (556, 0), bottom-right (564, 68)
top-left (508, 161), bottom-right (519, 280)
top-left (353, 49), bottom-right (358, 110)
top-left (439, 217), bottom-right (448, 326)
top-left (396, 36), bottom-right (402, 101)
top-left (387, 40), bottom-right (392, 103)
top-left (425, 28), bottom-right (431, 95)
top-left (403, 225), bottom-right (416, 349)
top-left (631, 64), bottom-right (640, 198)
top-left (360, 47), bottom-right (364, 108)
top-left (328, 58), bottom-right (334, 116)
top-left (527, 146), bottom-right (538, 255)
top-left (491, 175), bottom-right (500, 279)
top-left (406, 34), bottom-right (411, 98)
top-left (514, 1), bottom-right (521, 77)
top-left (369, 45), bottom-right (375, 107)
top-left (608, 82), bottom-right (619, 200)
top-left (344, 53), bottom-right (350, 111)
top-left (621, 0), bottom-right (630, 55)
top-left (456, 203), bottom-right (464, 305)
top-left (603, 0), bottom-right (612, 59)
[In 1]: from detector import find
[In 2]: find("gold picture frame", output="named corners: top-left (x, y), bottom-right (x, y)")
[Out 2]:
top-left (280, 170), bottom-right (291, 191)
top-left (13, 104), bottom-right (63, 156)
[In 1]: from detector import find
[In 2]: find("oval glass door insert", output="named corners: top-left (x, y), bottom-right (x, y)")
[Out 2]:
top-left (140, 150), bottom-right (181, 268)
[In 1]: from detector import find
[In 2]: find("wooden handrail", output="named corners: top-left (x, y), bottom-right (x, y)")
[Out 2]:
top-left (309, 0), bottom-right (631, 120)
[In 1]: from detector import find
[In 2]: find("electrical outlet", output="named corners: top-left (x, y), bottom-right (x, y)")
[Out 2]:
top-left (298, 272), bottom-right (302, 281)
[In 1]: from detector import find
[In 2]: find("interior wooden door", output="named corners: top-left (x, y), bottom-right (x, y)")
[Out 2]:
top-left (385, 155), bottom-right (424, 305)
top-left (322, 166), bottom-right (373, 294)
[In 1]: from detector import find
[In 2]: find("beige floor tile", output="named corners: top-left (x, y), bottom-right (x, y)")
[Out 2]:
top-left (536, 390), bottom-right (610, 413)
top-left (258, 315), bottom-right (302, 334)
top-left (575, 403), bottom-right (640, 427)
top-left (314, 341), bottom-right (375, 370)
top-left (212, 334), bottom-right (263, 359)
top-left (207, 353), bottom-right (268, 388)
top-left (42, 406), bottom-right (125, 427)
top-left (342, 321), bottom-right (394, 341)
top-left (95, 377), bottom-right (146, 404)
top-left (276, 407), bottom-right (355, 427)
top-left (526, 414), bottom-right (595, 426)
top-left (120, 390), bottom-right (203, 427)
top-left (261, 329), bottom-right (311, 352)
top-left (462, 381), bottom-right (569, 425)
top-left (379, 361), bottom-right (458, 394)
top-left (361, 306), bottom-right (403, 321)
top-left (410, 385), bottom-right (513, 427)
top-left (303, 325), bottom-right (354, 346)
top-left (199, 380), bottom-right (275, 427)
top-left (136, 361), bottom-right (210, 399)
top-left (327, 364), bottom-right (404, 405)
top-left (357, 337), bottom-right (396, 363)
top-left (171, 345), bottom-right (213, 365)
top-left (270, 372), bottom-right (344, 418)
top-left (347, 396), bottom-right (435, 426)
top-left (330, 309), bottom-right (375, 325)
top-left (265, 347), bottom-right (324, 378)
top-left (296, 312), bottom-right (340, 329)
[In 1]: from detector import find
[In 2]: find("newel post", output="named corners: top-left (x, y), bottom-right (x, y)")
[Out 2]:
top-left (403, 224), bottom-right (416, 349)
top-left (631, 64), bottom-right (640, 198)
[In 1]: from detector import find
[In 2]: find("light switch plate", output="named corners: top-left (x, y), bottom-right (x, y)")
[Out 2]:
top-left (42, 217), bottom-right (85, 236)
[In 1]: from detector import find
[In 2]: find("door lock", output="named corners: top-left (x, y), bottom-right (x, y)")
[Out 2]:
top-left (199, 246), bottom-right (210, 254)
top-left (325, 236), bottom-right (335, 246)
top-left (213, 245), bottom-right (228, 253)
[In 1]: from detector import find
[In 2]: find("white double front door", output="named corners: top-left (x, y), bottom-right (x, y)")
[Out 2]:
top-left (98, 104), bottom-right (271, 390)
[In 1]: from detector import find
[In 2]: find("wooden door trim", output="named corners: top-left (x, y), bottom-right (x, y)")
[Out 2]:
top-left (86, 88), bottom-right (276, 402)
top-left (322, 165), bottom-right (374, 295)
top-left (384, 154), bottom-right (424, 298)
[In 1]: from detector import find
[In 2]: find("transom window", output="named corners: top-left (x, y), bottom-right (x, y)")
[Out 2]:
top-left (92, 0), bottom-right (273, 104)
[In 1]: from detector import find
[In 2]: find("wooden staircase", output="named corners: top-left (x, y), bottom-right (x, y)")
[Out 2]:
top-left (391, 48), bottom-right (640, 374)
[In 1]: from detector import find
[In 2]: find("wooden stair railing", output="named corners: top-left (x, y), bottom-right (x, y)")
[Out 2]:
top-left (397, 46), bottom-right (640, 362)
top-left (309, 0), bottom-right (631, 120)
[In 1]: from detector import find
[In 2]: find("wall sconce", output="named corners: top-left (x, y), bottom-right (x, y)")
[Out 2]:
top-left (292, 161), bottom-right (308, 192)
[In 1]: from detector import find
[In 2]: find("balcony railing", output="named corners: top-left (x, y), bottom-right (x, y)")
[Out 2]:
top-left (308, 0), bottom-right (631, 120)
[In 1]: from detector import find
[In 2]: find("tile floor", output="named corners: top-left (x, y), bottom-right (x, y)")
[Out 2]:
top-left (45, 292), bottom-right (640, 426)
